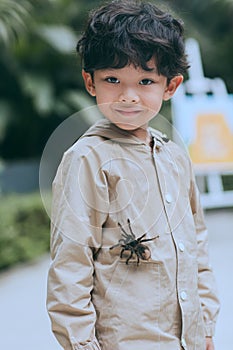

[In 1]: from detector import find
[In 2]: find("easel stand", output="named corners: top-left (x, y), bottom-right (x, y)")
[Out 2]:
top-left (196, 172), bottom-right (233, 209)
top-left (172, 38), bottom-right (233, 209)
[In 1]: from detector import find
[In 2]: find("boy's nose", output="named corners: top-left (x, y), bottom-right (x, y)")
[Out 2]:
top-left (119, 89), bottom-right (139, 103)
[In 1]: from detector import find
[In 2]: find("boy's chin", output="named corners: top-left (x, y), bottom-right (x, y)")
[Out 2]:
top-left (104, 115), bottom-right (149, 131)
top-left (109, 120), bottom-right (146, 131)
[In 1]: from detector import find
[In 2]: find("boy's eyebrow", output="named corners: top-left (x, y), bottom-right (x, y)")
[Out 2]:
top-left (147, 67), bottom-right (159, 74)
top-left (100, 66), bottom-right (160, 74)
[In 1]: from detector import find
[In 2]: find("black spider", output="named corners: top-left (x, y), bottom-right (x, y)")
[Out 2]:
top-left (109, 218), bottom-right (159, 265)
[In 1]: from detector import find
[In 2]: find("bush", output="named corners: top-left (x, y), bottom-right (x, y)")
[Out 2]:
top-left (0, 192), bottom-right (50, 270)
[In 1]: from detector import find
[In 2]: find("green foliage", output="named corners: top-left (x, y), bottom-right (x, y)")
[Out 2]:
top-left (0, 0), bottom-right (93, 161)
top-left (0, 192), bottom-right (50, 270)
top-left (0, 0), bottom-right (32, 45)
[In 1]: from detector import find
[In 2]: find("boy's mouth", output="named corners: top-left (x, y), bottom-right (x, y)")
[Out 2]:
top-left (114, 107), bottom-right (145, 117)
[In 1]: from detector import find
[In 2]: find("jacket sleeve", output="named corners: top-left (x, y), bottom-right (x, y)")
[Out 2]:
top-left (47, 145), bottom-right (109, 349)
top-left (189, 166), bottom-right (220, 337)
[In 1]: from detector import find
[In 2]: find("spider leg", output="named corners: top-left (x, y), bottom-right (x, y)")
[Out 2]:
top-left (123, 232), bottom-right (133, 240)
top-left (109, 239), bottom-right (125, 250)
top-left (135, 251), bottom-right (141, 266)
top-left (137, 233), bottom-right (147, 241)
top-left (140, 235), bottom-right (159, 243)
top-left (125, 247), bottom-right (134, 264)
top-left (109, 242), bottom-right (121, 250)
top-left (118, 222), bottom-right (128, 236)
top-left (120, 247), bottom-right (126, 258)
top-left (118, 222), bottom-right (135, 241)
top-left (127, 218), bottom-right (136, 238)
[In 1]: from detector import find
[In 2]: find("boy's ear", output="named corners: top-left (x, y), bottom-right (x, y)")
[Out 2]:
top-left (163, 75), bottom-right (183, 101)
top-left (82, 70), bottom-right (96, 96)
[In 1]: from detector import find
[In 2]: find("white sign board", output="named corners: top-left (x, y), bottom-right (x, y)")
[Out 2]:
top-left (172, 92), bottom-right (233, 173)
top-left (171, 38), bottom-right (233, 208)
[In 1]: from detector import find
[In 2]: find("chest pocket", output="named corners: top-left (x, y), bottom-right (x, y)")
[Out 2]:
top-left (95, 260), bottom-right (161, 341)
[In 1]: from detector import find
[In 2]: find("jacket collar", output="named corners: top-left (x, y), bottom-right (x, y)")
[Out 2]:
top-left (82, 118), bottom-right (169, 148)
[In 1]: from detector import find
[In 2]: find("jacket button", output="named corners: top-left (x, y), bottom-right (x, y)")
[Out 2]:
top-left (180, 291), bottom-right (187, 301)
top-left (178, 242), bottom-right (185, 252)
top-left (165, 193), bottom-right (172, 203)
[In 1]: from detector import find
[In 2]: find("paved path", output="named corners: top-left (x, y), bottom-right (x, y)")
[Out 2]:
top-left (0, 209), bottom-right (232, 349)
top-left (0, 256), bottom-right (61, 349)
top-left (205, 209), bottom-right (233, 350)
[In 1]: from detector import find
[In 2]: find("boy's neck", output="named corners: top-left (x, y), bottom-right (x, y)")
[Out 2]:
top-left (129, 125), bottom-right (152, 147)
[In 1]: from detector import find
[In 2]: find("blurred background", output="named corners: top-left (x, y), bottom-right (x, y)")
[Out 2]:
top-left (0, 0), bottom-right (232, 349)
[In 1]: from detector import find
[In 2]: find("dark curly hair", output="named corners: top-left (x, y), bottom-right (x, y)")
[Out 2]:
top-left (77, 0), bottom-right (189, 81)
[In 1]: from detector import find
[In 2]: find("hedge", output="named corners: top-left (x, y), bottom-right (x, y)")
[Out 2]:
top-left (0, 192), bottom-right (50, 270)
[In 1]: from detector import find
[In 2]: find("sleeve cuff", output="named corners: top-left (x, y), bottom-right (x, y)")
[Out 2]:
top-left (204, 322), bottom-right (216, 337)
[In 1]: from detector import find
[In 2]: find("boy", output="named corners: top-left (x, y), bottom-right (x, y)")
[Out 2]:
top-left (47, 1), bottom-right (220, 349)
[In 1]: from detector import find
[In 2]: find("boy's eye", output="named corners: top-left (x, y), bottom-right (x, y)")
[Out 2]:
top-left (105, 77), bottom-right (120, 84)
top-left (139, 79), bottom-right (154, 85)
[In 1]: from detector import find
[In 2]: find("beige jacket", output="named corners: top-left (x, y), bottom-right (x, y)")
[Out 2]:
top-left (47, 119), bottom-right (220, 350)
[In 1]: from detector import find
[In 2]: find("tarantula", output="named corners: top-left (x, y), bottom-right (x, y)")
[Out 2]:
top-left (109, 218), bottom-right (159, 265)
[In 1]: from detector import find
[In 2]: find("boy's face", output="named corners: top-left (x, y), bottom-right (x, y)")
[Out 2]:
top-left (82, 59), bottom-right (182, 134)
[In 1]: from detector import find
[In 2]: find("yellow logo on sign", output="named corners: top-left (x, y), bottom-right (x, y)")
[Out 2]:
top-left (189, 113), bottom-right (233, 164)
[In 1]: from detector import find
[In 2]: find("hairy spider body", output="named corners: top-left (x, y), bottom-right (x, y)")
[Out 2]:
top-left (110, 219), bottom-right (159, 265)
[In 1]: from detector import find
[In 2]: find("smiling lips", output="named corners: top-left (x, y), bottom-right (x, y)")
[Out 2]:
top-left (114, 106), bottom-right (145, 117)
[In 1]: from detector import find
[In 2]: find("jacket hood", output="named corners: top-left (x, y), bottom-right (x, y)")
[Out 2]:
top-left (81, 118), bottom-right (168, 148)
